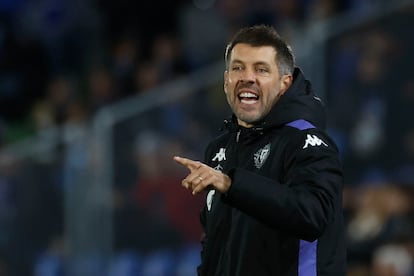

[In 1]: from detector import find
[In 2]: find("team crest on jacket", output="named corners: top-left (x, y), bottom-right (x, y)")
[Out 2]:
top-left (254, 143), bottom-right (271, 169)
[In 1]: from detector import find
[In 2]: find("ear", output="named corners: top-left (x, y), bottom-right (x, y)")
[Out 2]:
top-left (279, 74), bottom-right (293, 96)
top-left (224, 70), bottom-right (229, 94)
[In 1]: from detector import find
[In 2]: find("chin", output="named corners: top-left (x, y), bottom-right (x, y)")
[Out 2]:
top-left (238, 116), bottom-right (260, 126)
top-left (235, 109), bottom-right (262, 124)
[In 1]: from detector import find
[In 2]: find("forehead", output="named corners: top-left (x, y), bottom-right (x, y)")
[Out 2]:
top-left (229, 43), bottom-right (277, 65)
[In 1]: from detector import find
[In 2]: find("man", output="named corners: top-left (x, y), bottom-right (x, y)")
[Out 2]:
top-left (174, 25), bottom-right (346, 276)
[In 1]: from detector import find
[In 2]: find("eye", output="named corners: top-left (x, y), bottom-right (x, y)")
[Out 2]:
top-left (257, 67), bottom-right (269, 73)
top-left (232, 65), bottom-right (243, 71)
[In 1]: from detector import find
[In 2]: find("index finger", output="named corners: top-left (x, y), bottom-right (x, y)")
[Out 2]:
top-left (173, 156), bottom-right (201, 171)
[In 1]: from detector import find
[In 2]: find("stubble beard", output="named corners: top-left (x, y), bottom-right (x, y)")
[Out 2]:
top-left (233, 104), bottom-right (265, 126)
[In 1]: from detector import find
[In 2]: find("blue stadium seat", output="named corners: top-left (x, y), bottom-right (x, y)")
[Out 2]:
top-left (33, 253), bottom-right (63, 276)
top-left (141, 249), bottom-right (176, 276)
top-left (107, 250), bottom-right (142, 276)
top-left (175, 244), bottom-right (201, 276)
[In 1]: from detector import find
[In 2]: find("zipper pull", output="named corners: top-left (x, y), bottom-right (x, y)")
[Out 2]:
top-left (236, 130), bottom-right (241, 143)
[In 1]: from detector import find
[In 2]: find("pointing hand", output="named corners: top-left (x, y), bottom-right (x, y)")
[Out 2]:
top-left (173, 156), bottom-right (231, 195)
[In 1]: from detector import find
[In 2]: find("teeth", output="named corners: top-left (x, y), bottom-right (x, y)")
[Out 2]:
top-left (239, 92), bottom-right (257, 98)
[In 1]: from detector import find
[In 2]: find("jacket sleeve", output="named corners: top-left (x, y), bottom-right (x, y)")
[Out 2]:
top-left (197, 142), bottom-right (215, 275)
top-left (223, 129), bottom-right (344, 242)
top-left (197, 206), bottom-right (207, 275)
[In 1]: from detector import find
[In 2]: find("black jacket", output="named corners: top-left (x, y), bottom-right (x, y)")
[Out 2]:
top-left (198, 68), bottom-right (346, 276)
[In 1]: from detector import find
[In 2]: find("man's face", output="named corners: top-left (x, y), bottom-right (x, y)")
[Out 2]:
top-left (224, 43), bottom-right (292, 128)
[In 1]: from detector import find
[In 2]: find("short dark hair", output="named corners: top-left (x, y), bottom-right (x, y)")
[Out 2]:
top-left (225, 25), bottom-right (295, 75)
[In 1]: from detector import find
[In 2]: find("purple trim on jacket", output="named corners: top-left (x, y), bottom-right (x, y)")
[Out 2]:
top-left (298, 239), bottom-right (318, 276)
top-left (286, 119), bottom-right (316, 130)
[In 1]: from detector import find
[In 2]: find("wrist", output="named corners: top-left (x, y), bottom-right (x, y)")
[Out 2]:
top-left (223, 174), bottom-right (232, 193)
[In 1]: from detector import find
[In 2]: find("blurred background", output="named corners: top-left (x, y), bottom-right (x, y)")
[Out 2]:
top-left (0, 0), bottom-right (413, 275)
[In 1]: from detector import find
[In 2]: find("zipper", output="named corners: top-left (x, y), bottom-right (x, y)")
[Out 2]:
top-left (236, 129), bottom-right (241, 143)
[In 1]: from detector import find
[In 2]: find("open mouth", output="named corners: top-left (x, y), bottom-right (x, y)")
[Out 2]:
top-left (238, 92), bottom-right (259, 104)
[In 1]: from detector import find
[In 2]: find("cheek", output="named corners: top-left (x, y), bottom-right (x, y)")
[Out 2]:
top-left (227, 73), bottom-right (238, 85)
top-left (267, 86), bottom-right (283, 103)
top-left (226, 78), bottom-right (235, 88)
top-left (227, 92), bottom-right (236, 103)
top-left (226, 80), bottom-right (236, 94)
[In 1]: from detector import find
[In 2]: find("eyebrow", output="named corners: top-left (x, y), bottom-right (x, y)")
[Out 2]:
top-left (230, 59), bottom-right (272, 67)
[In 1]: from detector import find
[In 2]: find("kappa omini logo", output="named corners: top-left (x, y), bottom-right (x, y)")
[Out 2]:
top-left (254, 143), bottom-right (271, 169)
top-left (212, 148), bottom-right (226, 162)
top-left (303, 134), bottom-right (328, 149)
top-left (214, 164), bottom-right (224, 171)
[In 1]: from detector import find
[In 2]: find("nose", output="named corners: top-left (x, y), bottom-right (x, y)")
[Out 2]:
top-left (240, 68), bottom-right (256, 83)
